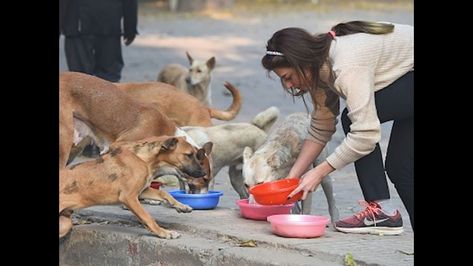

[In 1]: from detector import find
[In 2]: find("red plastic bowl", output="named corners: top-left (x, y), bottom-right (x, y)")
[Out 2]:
top-left (249, 178), bottom-right (303, 205)
top-left (236, 199), bottom-right (294, 221)
top-left (149, 181), bottom-right (162, 189)
top-left (267, 214), bottom-right (329, 238)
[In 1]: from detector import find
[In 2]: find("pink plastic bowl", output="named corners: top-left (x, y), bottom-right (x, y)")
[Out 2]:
top-left (267, 214), bottom-right (330, 238)
top-left (236, 199), bottom-right (294, 221)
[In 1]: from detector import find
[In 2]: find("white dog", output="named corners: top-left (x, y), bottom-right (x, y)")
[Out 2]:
top-left (153, 107), bottom-right (279, 197)
top-left (242, 112), bottom-right (339, 222)
top-left (157, 51), bottom-right (215, 106)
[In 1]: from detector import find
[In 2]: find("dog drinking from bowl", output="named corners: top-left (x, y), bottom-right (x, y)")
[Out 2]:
top-left (242, 112), bottom-right (339, 223)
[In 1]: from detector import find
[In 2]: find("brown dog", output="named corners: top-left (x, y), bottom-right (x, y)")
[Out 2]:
top-left (60, 71), bottom-right (213, 193)
top-left (116, 81), bottom-right (241, 127)
top-left (60, 136), bottom-right (207, 239)
top-left (60, 72), bottom-right (175, 168)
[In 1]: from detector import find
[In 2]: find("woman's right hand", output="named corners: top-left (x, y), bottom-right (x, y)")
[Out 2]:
top-left (287, 160), bottom-right (335, 200)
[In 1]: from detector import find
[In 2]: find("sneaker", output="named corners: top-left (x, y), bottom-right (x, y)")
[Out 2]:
top-left (334, 200), bottom-right (403, 235)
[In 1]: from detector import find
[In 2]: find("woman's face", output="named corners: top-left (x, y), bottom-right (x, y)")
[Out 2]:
top-left (273, 67), bottom-right (311, 96)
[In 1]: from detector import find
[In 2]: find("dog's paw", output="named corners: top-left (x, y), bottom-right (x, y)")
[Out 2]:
top-left (175, 203), bottom-right (192, 213)
top-left (158, 229), bottom-right (181, 239)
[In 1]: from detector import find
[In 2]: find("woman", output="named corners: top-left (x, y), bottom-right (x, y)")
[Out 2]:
top-left (261, 21), bottom-right (413, 235)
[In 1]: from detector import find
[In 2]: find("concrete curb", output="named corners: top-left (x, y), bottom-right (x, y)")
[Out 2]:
top-left (59, 206), bottom-right (413, 265)
top-left (60, 225), bottom-right (342, 266)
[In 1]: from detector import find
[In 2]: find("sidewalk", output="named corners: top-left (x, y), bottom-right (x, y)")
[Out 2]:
top-left (60, 166), bottom-right (413, 266)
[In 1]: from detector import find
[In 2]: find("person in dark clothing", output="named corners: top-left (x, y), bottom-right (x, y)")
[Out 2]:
top-left (59, 0), bottom-right (138, 82)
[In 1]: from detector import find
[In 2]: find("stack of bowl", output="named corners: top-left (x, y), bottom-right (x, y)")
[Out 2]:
top-left (236, 178), bottom-right (329, 238)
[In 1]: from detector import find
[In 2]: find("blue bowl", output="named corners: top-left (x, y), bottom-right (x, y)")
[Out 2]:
top-left (169, 190), bottom-right (223, 210)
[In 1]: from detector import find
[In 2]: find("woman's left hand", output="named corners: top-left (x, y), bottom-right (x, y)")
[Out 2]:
top-left (287, 161), bottom-right (335, 200)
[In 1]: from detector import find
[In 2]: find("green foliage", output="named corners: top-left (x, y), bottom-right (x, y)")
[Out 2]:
top-left (344, 253), bottom-right (357, 266)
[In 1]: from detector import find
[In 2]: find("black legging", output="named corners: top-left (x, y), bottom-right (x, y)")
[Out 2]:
top-left (341, 71), bottom-right (414, 230)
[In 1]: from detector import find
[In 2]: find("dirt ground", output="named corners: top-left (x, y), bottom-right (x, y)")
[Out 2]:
top-left (59, 1), bottom-right (414, 230)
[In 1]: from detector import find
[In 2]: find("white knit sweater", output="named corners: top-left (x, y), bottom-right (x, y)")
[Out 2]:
top-left (307, 23), bottom-right (414, 170)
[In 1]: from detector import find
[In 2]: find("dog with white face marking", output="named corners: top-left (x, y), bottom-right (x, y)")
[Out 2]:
top-left (157, 51), bottom-right (215, 106)
top-left (242, 112), bottom-right (339, 222)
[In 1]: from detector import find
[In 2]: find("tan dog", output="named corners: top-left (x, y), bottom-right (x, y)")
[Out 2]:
top-left (60, 72), bottom-right (213, 193)
top-left (242, 113), bottom-right (339, 223)
top-left (59, 136), bottom-right (207, 239)
top-left (157, 51), bottom-right (215, 106)
top-left (116, 81), bottom-right (241, 127)
top-left (152, 141), bottom-right (214, 195)
top-left (60, 72), bottom-right (175, 168)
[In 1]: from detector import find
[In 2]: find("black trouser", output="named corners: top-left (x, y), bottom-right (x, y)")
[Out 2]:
top-left (64, 35), bottom-right (123, 82)
top-left (341, 71), bottom-right (414, 230)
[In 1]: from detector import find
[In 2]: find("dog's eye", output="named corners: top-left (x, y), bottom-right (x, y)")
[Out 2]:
top-left (186, 153), bottom-right (193, 158)
top-left (197, 69), bottom-right (202, 73)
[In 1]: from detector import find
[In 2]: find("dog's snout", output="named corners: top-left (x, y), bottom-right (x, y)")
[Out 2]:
top-left (185, 76), bottom-right (191, 83)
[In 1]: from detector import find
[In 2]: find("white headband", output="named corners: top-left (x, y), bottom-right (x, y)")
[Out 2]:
top-left (266, 50), bottom-right (284, 56)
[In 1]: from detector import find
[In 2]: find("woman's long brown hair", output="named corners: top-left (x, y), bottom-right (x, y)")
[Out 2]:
top-left (261, 21), bottom-right (394, 92)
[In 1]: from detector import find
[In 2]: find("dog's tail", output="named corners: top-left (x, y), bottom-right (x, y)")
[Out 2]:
top-left (209, 81), bottom-right (242, 121)
top-left (250, 106), bottom-right (279, 133)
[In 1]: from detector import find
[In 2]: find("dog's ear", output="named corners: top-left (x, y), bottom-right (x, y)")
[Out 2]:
top-left (186, 51), bottom-right (194, 64)
top-left (243, 147), bottom-right (253, 163)
top-left (202, 142), bottom-right (213, 156)
top-left (130, 141), bottom-right (147, 154)
top-left (206, 57), bottom-right (216, 70)
top-left (196, 148), bottom-right (206, 161)
top-left (146, 141), bottom-right (159, 150)
top-left (161, 137), bottom-right (178, 151)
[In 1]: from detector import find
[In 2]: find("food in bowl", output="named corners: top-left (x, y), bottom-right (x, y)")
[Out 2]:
top-left (169, 190), bottom-right (223, 210)
top-left (267, 214), bottom-right (329, 238)
top-left (236, 199), bottom-right (294, 221)
top-left (249, 178), bottom-right (303, 205)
